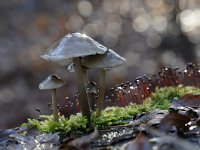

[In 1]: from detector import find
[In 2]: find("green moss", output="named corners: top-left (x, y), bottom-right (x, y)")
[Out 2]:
top-left (23, 86), bottom-right (200, 133)
top-left (23, 113), bottom-right (88, 134)
top-left (91, 85), bottom-right (191, 129)
top-left (126, 100), bottom-right (152, 116)
top-left (92, 107), bottom-right (132, 129)
top-left (145, 85), bottom-right (200, 110)
top-left (63, 114), bottom-right (88, 133)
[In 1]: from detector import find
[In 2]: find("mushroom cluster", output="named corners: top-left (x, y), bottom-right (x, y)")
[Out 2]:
top-left (40, 32), bottom-right (126, 122)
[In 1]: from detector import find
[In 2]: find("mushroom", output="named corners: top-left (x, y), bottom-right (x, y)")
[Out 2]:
top-left (41, 33), bottom-right (107, 120)
top-left (68, 63), bottom-right (92, 110)
top-left (82, 49), bottom-right (126, 112)
top-left (86, 81), bottom-right (97, 112)
top-left (39, 74), bottom-right (65, 121)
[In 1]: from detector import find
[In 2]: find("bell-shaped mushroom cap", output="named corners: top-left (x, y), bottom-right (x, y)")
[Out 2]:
top-left (86, 81), bottom-right (97, 94)
top-left (41, 33), bottom-right (107, 66)
top-left (82, 49), bottom-right (126, 70)
top-left (39, 74), bottom-right (65, 90)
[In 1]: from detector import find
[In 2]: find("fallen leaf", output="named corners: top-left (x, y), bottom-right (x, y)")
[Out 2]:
top-left (130, 109), bottom-right (168, 126)
top-left (185, 109), bottom-right (199, 118)
top-left (0, 129), bottom-right (17, 142)
top-left (36, 132), bottom-right (59, 143)
top-left (172, 94), bottom-right (200, 108)
top-left (150, 136), bottom-right (196, 150)
top-left (125, 131), bottom-right (152, 150)
top-left (92, 126), bottom-right (138, 147)
top-left (67, 128), bottom-right (99, 150)
top-left (7, 133), bottom-right (36, 150)
top-left (159, 113), bottom-right (191, 132)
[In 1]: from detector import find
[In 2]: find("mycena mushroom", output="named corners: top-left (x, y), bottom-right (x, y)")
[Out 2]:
top-left (82, 49), bottom-right (126, 112)
top-left (68, 63), bottom-right (93, 111)
top-left (39, 74), bottom-right (65, 121)
top-left (41, 33), bottom-right (107, 121)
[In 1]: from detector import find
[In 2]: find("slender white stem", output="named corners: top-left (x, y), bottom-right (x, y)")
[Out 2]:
top-left (73, 58), bottom-right (90, 121)
top-left (51, 89), bottom-right (58, 121)
top-left (97, 69), bottom-right (106, 111)
top-left (83, 68), bottom-right (94, 112)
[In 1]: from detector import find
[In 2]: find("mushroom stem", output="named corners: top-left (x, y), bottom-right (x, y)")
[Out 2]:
top-left (82, 68), bottom-right (94, 112)
top-left (51, 89), bottom-right (59, 121)
top-left (88, 93), bottom-right (94, 111)
top-left (73, 58), bottom-right (90, 121)
top-left (82, 67), bottom-right (89, 87)
top-left (97, 69), bottom-right (106, 112)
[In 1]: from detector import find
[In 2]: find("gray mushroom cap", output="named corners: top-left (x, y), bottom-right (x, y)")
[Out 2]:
top-left (82, 49), bottom-right (126, 70)
top-left (39, 74), bottom-right (65, 90)
top-left (41, 33), bottom-right (108, 66)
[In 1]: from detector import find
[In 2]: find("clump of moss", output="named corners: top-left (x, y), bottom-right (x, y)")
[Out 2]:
top-left (92, 107), bottom-right (132, 129)
top-left (145, 85), bottom-right (200, 110)
top-left (126, 100), bottom-right (152, 116)
top-left (23, 85), bottom-right (200, 133)
top-left (126, 85), bottom-right (200, 115)
top-left (23, 113), bottom-right (88, 134)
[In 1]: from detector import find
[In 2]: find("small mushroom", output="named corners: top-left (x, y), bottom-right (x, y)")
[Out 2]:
top-left (68, 63), bottom-right (99, 112)
top-left (82, 49), bottom-right (126, 112)
top-left (41, 33), bottom-right (107, 121)
top-left (86, 81), bottom-right (97, 112)
top-left (68, 63), bottom-right (93, 112)
top-left (39, 74), bottom-right (65, 121)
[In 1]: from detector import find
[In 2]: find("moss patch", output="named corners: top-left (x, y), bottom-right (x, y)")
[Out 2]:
top-left (23, 113), bottom-right (88, 134)
top-left (23, 85), bottom-right (200, 133)
top-left (91, 107), bottom-right (132, 129)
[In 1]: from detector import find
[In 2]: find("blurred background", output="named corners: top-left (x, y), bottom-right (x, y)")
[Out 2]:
top-left (0, 0), bottom-right (200, 129)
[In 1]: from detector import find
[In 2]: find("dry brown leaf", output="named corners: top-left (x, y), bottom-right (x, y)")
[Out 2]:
top-left (67, 128), bottom-right (99, 150)
top-left (173, 94), bottom-right (200, 108)
top-left (159, 113), bottom-right (190, 132)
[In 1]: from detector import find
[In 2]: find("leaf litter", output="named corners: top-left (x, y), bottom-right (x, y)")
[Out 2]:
top-left (1, 94), bottom-right (200, 149)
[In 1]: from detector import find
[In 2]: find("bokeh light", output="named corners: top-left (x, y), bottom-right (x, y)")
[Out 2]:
top-left (77, 1), bottom-right (93, 17)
